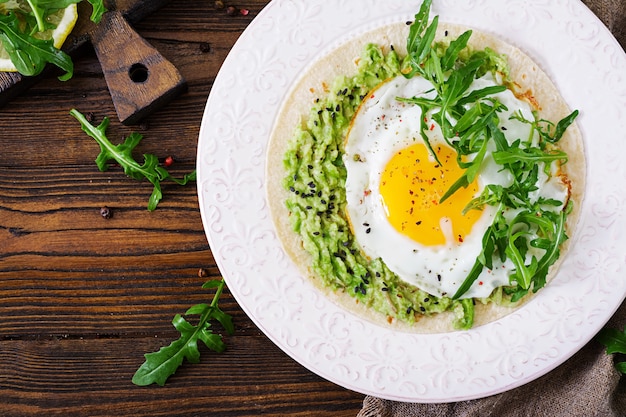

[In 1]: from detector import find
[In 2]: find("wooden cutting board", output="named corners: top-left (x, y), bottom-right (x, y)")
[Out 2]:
top-left (0, 0), bottom-right (186, 125)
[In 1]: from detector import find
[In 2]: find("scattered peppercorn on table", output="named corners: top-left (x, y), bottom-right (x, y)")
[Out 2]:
top-left (0, 1), bottom-right (364, 415)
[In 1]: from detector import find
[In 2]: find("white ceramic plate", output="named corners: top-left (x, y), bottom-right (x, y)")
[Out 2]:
top-left (197, 0), bottom-right (626, 402)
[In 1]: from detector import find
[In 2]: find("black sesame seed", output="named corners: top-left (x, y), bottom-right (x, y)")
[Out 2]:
top-left (366, 228), bottom-right (371, 234)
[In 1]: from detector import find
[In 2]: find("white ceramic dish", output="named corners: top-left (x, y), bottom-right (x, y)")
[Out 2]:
top-left (197, 0), bottom-right (626, 402)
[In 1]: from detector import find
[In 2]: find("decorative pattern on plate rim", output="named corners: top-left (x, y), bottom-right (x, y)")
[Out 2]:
top-left (197, 0), bottom-right (626, 402)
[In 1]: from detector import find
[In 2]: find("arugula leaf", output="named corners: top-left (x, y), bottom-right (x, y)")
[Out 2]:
top-left (0, 0), bottom-right (106, 79)
top-left (511, 109), bottom-right (579, 145)
top-left (404, 0), bottom-right (433, 78)
top-left (597, 326), bottom-right (626, 374)
top-left (553, 110), bottom-right (579, 141)
top-left (440, 30), bottom-right (472, 71)
top-left (598, 327), bottom-right (626, 355)
top-left (70, 109), bottom-right (196, 211)
top-left (0, 13), bottom-right (74, 79)
top-left (452, 228), bottom-right (492, 299)
top-left (492, 147), bottom-right (568, 166)
top-left (456, 85), bottom-right (507, 106)
top-left (86, 0), bottom-right (106, 22)
top-left (132, 278), bottom-right (235, 386)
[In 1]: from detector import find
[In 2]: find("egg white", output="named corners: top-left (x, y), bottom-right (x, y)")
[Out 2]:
top-left (343, 74), bottom-right (568, 299)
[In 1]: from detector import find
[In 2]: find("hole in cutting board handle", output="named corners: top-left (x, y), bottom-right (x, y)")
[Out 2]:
top-left (129, 63), bottom-right (149, 83)
top-left (90, 10), bottom-right (187, 124)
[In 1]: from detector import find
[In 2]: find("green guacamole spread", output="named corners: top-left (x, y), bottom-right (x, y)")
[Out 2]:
top-left (282, 44), bottom-right (514, 330)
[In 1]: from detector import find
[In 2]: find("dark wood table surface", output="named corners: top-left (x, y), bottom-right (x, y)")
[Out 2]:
top-left (0, 1), bottom-right (365, 415)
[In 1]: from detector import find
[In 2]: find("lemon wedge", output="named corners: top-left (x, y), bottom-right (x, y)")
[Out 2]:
top-left (0, 2), bottom-right (78, 72)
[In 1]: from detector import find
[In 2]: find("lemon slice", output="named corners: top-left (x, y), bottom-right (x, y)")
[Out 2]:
top-left (0, 2), bottom-right (78, 72)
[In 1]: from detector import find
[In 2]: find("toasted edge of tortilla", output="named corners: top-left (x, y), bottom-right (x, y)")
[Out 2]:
top-left (265, 22), bottom-right (585, 334)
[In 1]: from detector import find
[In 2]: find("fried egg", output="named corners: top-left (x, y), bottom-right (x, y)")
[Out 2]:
top-left (343, 74), bottom-right (569, 299)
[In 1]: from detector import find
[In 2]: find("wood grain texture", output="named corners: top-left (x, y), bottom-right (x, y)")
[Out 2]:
top-left (91, 10), bottom-right (187, 124)
top-left (0, 1), bottom-right (365, 415)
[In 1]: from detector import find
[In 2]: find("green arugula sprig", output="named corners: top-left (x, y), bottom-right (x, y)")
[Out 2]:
top-left (70, 109), bottom-right (196, 211)
top-left (0, 0), bottom-right (106, 80)
top-left (132, 278), bottom-right (235, 386)
top-left (597, 326), bottom-right (626, 374)
top-left (402, 2), bottom-right (579, 300)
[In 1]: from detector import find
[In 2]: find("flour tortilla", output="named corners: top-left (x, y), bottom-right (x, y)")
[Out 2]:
top-left (266, 22), bottom-right (585, 333)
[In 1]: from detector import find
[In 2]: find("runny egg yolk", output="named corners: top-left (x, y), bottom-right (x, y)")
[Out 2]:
top-left (379, 142), bottom-right (481, 246)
